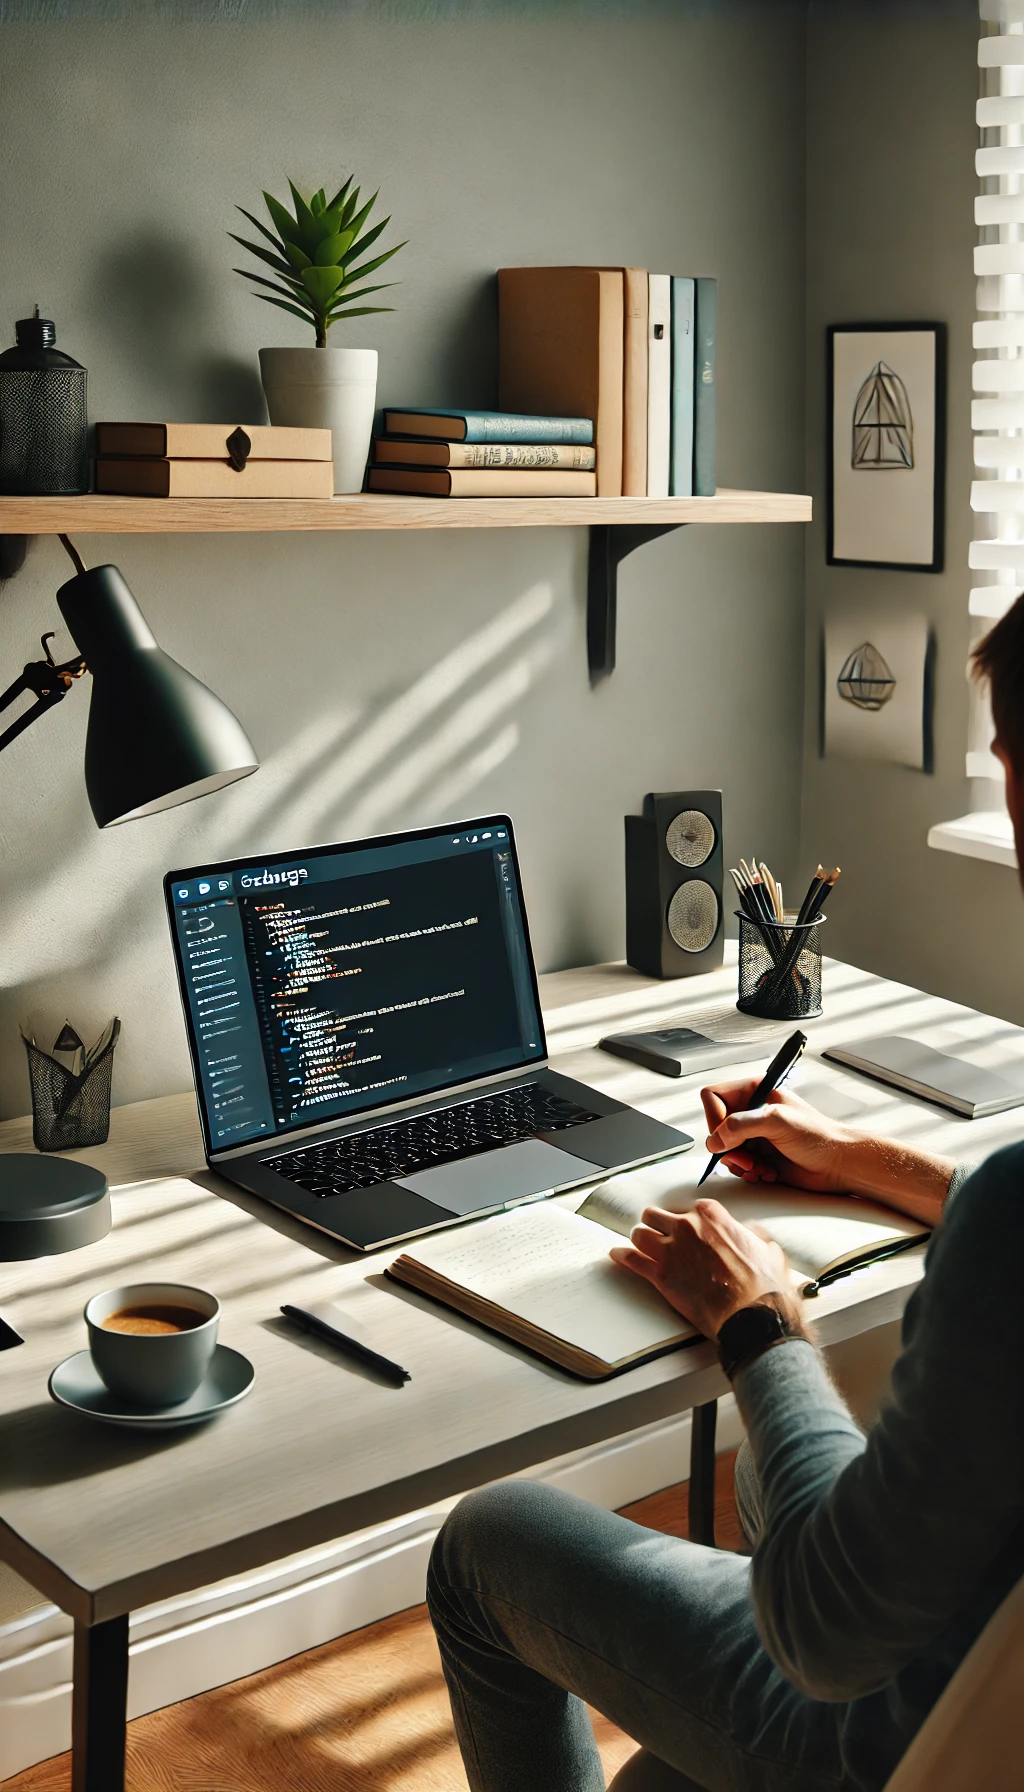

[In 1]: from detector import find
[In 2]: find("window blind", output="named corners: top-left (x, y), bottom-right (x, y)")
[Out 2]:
top-left (971, 4), bottom-right (1024, 789)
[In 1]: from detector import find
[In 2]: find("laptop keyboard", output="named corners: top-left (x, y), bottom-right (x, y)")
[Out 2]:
top-left (261, 1083), bottom-right (601, 1198)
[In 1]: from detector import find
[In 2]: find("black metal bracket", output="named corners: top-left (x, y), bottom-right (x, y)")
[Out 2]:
top-left (587, 522), bottom-right (686, 686)
top-left (0, 535), bottom-right (29, 581)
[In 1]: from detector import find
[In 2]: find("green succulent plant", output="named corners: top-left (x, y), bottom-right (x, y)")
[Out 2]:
top-left (231, 176), bottom-right (405, 348)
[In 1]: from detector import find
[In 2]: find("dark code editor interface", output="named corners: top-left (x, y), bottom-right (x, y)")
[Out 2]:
top-left (170, 826), bottom-right (544, 1150)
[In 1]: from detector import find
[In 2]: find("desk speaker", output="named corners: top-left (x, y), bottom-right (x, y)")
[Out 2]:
top-left (625, 791), bottom-right (724, 978)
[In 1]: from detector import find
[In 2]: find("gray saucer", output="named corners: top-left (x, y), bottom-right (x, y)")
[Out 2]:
top-left (49, 1344), bottom-right (255, 1430)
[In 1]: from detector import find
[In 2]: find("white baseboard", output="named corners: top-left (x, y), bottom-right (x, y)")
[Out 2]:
top-left (0, 1398), bottom-right (742, 1781)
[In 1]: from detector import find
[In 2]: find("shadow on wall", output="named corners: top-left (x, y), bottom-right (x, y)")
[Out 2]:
top-left (8, 579), bottom-right (568, 1054)
top-left (90, 227), bottom-right (265, 421)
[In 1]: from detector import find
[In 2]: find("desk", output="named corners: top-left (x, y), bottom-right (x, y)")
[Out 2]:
top-left (1, 954), bottom-right (1021, 1791)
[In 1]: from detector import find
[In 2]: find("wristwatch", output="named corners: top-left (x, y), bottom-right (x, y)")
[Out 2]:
top-left (716, 1297), bottom-right (802, 1382)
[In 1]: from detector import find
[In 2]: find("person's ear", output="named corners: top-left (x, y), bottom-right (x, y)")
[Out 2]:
top-left (993, 739), bottom-right (1024, 881)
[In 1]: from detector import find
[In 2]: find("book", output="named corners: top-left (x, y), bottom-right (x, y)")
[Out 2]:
top-left (823, 1036), bottom-right (1024, 1119)
top-left (646, 274), bottom-right (671, 498)
top-left (372, 438), bottom-right (596, 470)
top-left (669, 277), bottom-right (695, 497)
top-left (93, 423), bottom-right (332, 461)
top-left (621, 267), bottom-right (649, 497)
top-left (95, 457), bottom-right (334, 498)
top-left (387, 1162), bottom-right (929, 1379)
top-left (694, 276), bottom-right (718, 496)
top-left (367, 467), bottom-right (597, 498)
top-left (382, 409), bottom-right (593, 445)
top-left (498, 267), bottom-right (624, 496)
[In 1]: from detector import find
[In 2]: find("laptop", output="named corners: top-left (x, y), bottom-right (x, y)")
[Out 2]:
top-left (164, 815), bottom-right (693, 1251)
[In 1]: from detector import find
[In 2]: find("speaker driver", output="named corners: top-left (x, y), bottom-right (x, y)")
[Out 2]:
top-left (667, 880), bottom-right (720, 953)
top-left (665, 809), bottom-right (716, 868)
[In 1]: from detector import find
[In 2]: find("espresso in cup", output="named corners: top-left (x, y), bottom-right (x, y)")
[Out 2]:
top-left (86, 1283), bottom-right (219, 1407)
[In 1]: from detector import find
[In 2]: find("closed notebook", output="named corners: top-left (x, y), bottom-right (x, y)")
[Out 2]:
top-left (372, 439), bottom-right (596, 470)
top-left (388, 1162), bottom-right (928, 1379)
top-left (95, 458), bottom-right (334, 498)
top-left (823, 1036), bottom-right (1024, 1119)
top-left (382, 409), bottom-right (593, 445)
top-left (647, 274), bottom-right (671, 498)
top-left (498, 267), bottom-right (624, 496)
top-left (367, 467), bottom-right (597, 497)
top-left (94, 423), bottom-right (332, 460)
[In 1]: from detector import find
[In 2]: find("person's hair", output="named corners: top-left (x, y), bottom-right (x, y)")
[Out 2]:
top-left (971, 592), bottom-right (1024, 777)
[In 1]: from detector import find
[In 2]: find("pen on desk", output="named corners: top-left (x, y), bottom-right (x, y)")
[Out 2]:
top-left (280, 1304), bottom-right (411, 1385)
top-left (696, 1028), bottom-right (808, 1187)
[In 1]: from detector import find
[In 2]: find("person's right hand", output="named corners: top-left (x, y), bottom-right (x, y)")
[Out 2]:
top-left (700, 1079), bottom-right (858, 1194)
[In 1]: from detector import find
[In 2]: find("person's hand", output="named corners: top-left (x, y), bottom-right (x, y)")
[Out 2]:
top-left (608, 1198), bottom-right (795, 1336)
top-left (700, 1078), bottom-right (857, 1194)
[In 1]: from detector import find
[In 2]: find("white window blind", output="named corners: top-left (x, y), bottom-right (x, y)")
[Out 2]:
top-left (970, 4), bottom-right (1024, 791)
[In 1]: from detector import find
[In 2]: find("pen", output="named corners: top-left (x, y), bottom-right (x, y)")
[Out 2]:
top-left (280, 1304), bottom-right (412, 1385)
top-left (696, 1028), bottom-right (808, 1187)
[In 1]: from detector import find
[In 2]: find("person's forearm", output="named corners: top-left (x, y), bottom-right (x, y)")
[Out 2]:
top-left (836, 1131), bottom-right (956, 1224)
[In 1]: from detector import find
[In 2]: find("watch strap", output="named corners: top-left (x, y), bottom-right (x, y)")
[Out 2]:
top-left (716, 1296), bottom-right (801, 1381)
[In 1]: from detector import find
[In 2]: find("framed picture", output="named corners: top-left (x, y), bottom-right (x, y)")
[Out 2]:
top-left (823, 608), bottom-right (933, 771)
top-left (827, 323), bottom-right (946, 572)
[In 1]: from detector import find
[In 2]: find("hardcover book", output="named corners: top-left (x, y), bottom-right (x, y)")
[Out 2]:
top-left (647, 274), bottom-right (671, 499)
top-left (694, 277), bottom-right (718, 497)
top-left (367, 466), bottom-right (597, 497)
top-left (498, 267), bottom-right (624, 496)
top-left (94, 423), bottom-right (332, 461)
top-left (670, 277), bottom-right (695, 498)
top-left (388, 1162), bottom-right (928, 1380)
top-left (382, 409), bottom-right (593, 445)
top-left (372, 438), bottom-right (596, 470)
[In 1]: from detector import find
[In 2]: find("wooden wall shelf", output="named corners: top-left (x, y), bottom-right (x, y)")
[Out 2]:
top-left (0, 488), bottom-right (811, 683)
top-left (0, 489), bottom-right (809, 533)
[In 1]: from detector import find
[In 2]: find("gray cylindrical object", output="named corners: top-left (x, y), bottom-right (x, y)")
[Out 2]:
top-left (0, 1155), bottom-right (110, 1260)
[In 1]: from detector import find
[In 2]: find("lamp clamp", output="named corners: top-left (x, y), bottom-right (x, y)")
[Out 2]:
top-left (0, 632), bottom-right (87, 753)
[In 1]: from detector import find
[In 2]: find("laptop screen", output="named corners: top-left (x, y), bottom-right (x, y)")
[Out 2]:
top-left (165, 818), bottom-right (546, 1156)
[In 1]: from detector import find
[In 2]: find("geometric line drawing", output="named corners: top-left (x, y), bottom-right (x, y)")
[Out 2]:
top-left (852, 361), bottom-right (914, 469)
top-left (837, 641), bottom-right (897, 709)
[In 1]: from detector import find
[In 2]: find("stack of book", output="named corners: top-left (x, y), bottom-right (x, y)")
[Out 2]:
top-left (367, 409), bottom-right (596, 497)
top-left (497, 266), bottom-right (717, 498)
top-left (93, 424), bottom-right (334, 497)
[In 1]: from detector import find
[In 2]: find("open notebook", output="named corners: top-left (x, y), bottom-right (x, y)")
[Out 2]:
top-left (388, 1160), bottom-right (930, 1379)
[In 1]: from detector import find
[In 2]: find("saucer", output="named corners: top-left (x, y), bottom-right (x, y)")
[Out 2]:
top-left (49, 1344), bottom-right (255, 1430)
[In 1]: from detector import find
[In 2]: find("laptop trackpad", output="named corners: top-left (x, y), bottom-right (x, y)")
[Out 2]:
top-left (396, 1139), bottom-right (599, 1216)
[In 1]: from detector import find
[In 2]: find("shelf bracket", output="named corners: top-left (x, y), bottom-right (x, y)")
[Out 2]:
top-left (587, 523), bottom-right (686, 685)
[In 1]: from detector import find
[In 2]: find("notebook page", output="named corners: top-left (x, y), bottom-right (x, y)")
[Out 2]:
top-left (398, 1203), bottom-right (694, 1363)
top-left (578, 1163), bottom-right (926, 1281)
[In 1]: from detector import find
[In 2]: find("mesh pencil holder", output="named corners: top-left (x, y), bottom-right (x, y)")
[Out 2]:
top-left (736, 912), bottom-right (825, 1021)
top-left (22, 1019), bottom-right (119, 1152)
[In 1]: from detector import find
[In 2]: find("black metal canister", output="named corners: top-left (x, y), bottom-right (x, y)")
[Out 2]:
top-left (0, 308), bottom-right (88, 494)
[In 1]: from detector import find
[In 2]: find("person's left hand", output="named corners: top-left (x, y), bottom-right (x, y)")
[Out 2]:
top-left (608, 1198), bottom-right (794, 1337)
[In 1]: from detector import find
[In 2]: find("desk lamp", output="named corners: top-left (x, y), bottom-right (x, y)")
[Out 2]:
top-left (1, 1156), bottom-right (111, 1350)
top-left (0, 534), bottom-right (258, 825)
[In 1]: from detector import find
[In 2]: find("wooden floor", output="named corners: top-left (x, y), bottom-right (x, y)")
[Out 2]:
top-left (8, 1457), bottom-right (742, 1792)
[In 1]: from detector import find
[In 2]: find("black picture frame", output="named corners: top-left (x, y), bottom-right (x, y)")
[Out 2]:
top-left (826, 322), bottom-right (946, 573)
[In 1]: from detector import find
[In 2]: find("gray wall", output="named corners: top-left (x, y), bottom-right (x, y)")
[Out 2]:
top-left (0, 1), bottom-right (808, 1116)
top-left (802, 0), bottom-right (1024, 1025)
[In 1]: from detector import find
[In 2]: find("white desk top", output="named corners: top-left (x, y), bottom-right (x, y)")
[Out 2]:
top-left (1, 955), bottom-right (1021, 1625)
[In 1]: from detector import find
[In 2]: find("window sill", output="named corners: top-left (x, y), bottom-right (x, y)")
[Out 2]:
top-left (927, 812), bottom-right (1018, 869)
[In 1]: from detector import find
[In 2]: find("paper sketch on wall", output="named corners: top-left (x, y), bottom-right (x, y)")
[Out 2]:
top-left (851, 363), bottom-right (913, 469)
top-left (824, 612), bottom-right (930, 769)
top-left (828, 325), bottom-right (943, 569)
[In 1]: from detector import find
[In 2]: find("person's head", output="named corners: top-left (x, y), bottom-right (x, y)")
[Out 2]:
top-left (971, 594), bottom-right (1024, 886)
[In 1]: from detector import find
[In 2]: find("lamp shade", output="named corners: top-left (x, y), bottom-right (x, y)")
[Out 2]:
top-left (56, 565), bottom-right (258, 827)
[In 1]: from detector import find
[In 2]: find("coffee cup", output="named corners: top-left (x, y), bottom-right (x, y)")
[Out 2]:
top-left (85, 1282), bottom-right (219, 1407)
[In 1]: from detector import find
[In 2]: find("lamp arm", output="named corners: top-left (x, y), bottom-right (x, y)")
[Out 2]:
top-left (0, 634), bottom-right (87, 753)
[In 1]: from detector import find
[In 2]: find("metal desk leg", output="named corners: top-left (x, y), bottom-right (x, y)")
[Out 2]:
top-left (72, 1613), bottom-right (129, 1792)
top-left (688, 1400), bottom-right (718, 1548)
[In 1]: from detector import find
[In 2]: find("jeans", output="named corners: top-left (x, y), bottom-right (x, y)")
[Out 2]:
top-left (427, 1450), bottom-right (849, 1792)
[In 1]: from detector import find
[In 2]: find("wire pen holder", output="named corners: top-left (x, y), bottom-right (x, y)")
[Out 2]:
top-left (22, 1018), bottom-right (120, 1152)
top-left (736, 912), bottom-right (824, 1020)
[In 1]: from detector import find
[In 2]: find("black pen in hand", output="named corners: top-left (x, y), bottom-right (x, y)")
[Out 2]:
top-left (696, 1028), bottom-right (808, 1187)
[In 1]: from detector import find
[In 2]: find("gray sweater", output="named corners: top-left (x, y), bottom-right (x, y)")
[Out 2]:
top-left (736, 1145), bottom-right (1024, 1790)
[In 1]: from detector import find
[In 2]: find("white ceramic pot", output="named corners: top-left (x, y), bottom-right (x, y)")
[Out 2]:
top-left (258, 346), bottom-right (378, 495)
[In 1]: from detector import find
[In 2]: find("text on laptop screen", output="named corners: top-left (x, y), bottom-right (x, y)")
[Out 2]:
top-left (167, 822), bottom-right (545, 1151)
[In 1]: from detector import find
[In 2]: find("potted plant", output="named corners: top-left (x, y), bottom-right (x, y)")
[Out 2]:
top-left (232, 176), bottom-right (405, 493)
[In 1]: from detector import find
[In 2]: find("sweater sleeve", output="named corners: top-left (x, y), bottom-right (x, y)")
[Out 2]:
top-left (734, 1147), bottom-right (1024, 1702)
